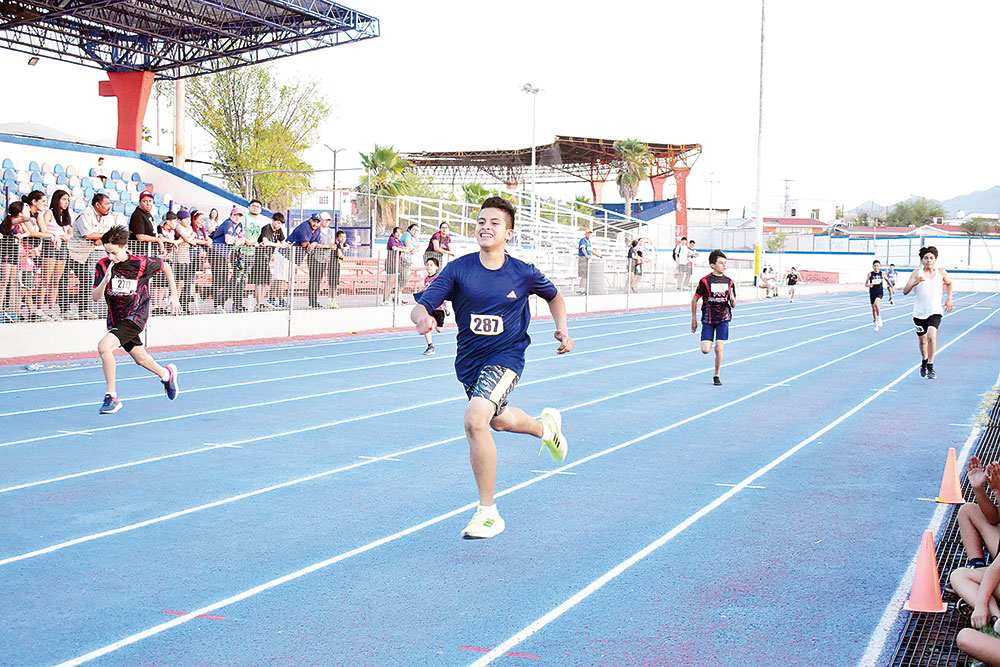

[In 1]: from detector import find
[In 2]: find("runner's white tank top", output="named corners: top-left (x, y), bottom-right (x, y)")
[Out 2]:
top-left (912, 269), bottom-right (943, 318)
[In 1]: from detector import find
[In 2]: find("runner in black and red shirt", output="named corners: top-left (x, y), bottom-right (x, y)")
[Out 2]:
top-left (691, 249), bottom-right (736, 386)
top-left (93, 226), bottom-right (181, 414)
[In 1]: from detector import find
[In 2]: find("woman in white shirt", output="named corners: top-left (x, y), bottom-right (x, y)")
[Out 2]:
top-left (902, 246), bottom-right (954, 380)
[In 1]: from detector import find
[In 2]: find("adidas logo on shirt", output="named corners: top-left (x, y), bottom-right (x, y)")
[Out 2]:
top-left (507, 290), bottom-right (517, 299)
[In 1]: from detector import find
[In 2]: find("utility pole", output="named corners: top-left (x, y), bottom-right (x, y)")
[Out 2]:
top-left (783, 178), bottom-right (794, 216)
top-left (705, 173), bottom-right (719, 228)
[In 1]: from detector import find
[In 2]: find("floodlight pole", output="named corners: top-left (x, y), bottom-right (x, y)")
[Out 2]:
top-left (324, 144), bottom-right (345, 224)
top-left (753, 0), bottom-right (766, 281)
top-left (523, 83), bottom-right (541, 227)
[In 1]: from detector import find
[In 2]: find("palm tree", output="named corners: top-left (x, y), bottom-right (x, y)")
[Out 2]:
top-left (359, 145), bottom-right (413, 231)
top-left (613, 139), bottom-right (653, 223)
top-left (461, 182), bottom-right (495, 206)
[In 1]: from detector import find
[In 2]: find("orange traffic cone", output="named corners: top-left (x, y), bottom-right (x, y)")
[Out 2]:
top-left (904, 530), bottom-right (948, 613)
top-left (935, 447), bottom-right (964, 504)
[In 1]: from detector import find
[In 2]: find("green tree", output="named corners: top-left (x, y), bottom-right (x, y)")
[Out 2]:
top-left (461, 182), bottom-right (495, 206)
top-left (613, 139), bottom-right (653, 223)
top-left (854, 210), bottom-right (870, 225)
top-left (962, 217), bottom-right (994, 237)
top-left (766, 230), bottom-right (788, 253)
top-left (187, 64), bottom-right (329, 210)
top-left (358, 145), bottom-right (413, 232)
top-left (886, 198), bottom-right (946, 227)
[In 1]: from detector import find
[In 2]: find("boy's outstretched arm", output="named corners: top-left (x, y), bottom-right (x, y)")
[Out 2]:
top-left (546, 293), bottom-right (573, 353)
top-left (411, 304), bottom-right (435, 335)
top-left (691, 292), bottom-right (700, 333)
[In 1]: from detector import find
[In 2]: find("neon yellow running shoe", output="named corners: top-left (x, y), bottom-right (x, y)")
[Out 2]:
top-left (539, 407), bottom-right (568, 462)
top-left (461, 506), bottom-right (505, 539)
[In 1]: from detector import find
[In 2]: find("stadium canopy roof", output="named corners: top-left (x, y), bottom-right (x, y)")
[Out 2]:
top-left (402, 135), bottom-right (702, 186)
top-left (0, 0), bottom-right (379, 79)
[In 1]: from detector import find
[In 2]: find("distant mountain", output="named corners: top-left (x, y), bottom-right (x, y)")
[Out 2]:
top-left (939, 186), bottom-right (1000, 217)
top-left (849, 187), bottom-right (1000, 219)
top-left (847, 200), bottom-right (892, 218)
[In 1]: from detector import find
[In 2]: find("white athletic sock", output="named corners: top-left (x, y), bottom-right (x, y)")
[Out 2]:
top-left (159, 368), bottom-right (171, 381)
top-left (478, 504), bottom-right (498, 515)
top-left (541, 421), bottom-right (553, 443)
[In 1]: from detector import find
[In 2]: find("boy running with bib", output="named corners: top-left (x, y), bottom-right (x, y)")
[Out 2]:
top-left (411, 197), bottom-right (573, 539)
top-left (692, 250), bottom-right (736, 386)
top-left (865, 260), bottom-right (892, 331)
top-left (902, 246), bottom-right (953, 380)
top-left (93, 226), bottom-right (181, 414)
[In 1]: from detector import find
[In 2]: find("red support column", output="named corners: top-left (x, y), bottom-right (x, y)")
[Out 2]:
top-left (674, 168), bottom-right (690, 241)
top-left (590, 180), bottom-right (605, 203)
top-left (98, 71), bottom-right (155, 152)
top-left (650, 174), bottom-right (668, 201)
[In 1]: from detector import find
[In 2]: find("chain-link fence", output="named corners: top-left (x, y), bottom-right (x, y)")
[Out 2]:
top-left (1, 187), bottom-right (752, 326)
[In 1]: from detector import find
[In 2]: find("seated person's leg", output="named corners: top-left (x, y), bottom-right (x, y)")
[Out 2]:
top-left (959, 502), bottom-right (1000, 565)
top-left (958, 627), bottom-right (1000, 665)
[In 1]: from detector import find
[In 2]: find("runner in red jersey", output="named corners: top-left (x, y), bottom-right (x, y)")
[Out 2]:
top-left (92, 226), bottom-right (181, 414)
top-left (691, 249), bottom-right (736, 386)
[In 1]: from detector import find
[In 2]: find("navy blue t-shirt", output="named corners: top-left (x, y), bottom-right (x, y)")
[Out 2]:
top-left (868, 270), bottom-right (884, 296)
top-left (417, 252), bottom-right (558, 384)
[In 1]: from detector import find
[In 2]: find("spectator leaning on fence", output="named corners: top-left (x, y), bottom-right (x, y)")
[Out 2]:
top-left (327, 229), bottom-right (348, 308)
top-left (252, 211), bottom-right (287, 311)
top-left (424, 222), bottom-right (453, 266)
top-left (129, 191), bottom-right (165, 258)
top-left (306, 213), bottom-right (334, 309)
top-left (69, 193), bottom-right (112, 320)
top-left (41, 189), bottom-right (73, 319)
top-left (170, 209), bottom-right (197, 312)
top-left (577, 229), bottom-right (601, 294)
top-left (210, 206), bottom-right (249, 312)
top-left (384, 226), bottom-right (407, 304)
top-left (0, 202), bottom-right (29, 322)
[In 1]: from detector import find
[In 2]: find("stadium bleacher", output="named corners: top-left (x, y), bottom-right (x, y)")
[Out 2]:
top-left (1, 156), bottom-right (172, 228)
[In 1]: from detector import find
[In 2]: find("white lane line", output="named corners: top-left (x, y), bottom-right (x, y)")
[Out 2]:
top-left (471, 305), bottom-right (1000, 666)
top-left (0, 294), bottom-right (857, 381)
top-left (0, 298), bottom-right (852, 401)
top-left (715, 483), bottom-right (765, 489)
top-left (2, 295), bottom-right (986, 494)
top-left (54, 297), bottom-right (971, 667)
top-left (359, 455), bottom-right (401, 462)
top-left (531, 470), bottom-right (577, 476)
top-left (0, 446), bottom-right (230, 494)
top-left (0, 299), bottom-right (892, 444)
top-left (5, 299), bottom-right (965, 568)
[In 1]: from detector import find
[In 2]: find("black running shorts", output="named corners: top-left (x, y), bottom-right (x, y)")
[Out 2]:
top-left (913, 314), bottom-right (942, 337)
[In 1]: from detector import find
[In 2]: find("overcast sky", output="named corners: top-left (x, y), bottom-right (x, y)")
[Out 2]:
top-left (1, 0), bottom-right (998, 215)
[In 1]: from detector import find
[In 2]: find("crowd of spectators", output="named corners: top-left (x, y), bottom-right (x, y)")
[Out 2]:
top-left (0, 185), bottom-right (382, 321)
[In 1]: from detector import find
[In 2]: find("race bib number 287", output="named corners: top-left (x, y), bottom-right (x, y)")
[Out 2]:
top-left (470, 314), bottom-right (504, 336)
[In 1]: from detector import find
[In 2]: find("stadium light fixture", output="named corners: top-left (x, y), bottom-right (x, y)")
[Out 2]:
top-left (324, 145), bottom-right (345, 221)
top-left (522, 84), bottom-right (542, 225)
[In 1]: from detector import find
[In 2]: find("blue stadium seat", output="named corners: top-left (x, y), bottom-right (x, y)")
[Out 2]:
top-left (153, 193), bottom-right (163, 205)
top-left (56, 174), bottom-right (68, 185)
top-left (29, 172), bottom-right (42, 183)
top-left (112, 201), bottom-right (124, 213)
top-left (2, 168), bottom-right (14, 181)
top-left (110, 169), bottom-right (121, 180)
top-left (1, 158), bottom-right (13, 169)
top-left (84, 188), bottom-right (94, 200)
top-left (131, 172), bottom-right (142, 183)
top-left (53, 164), bottom-right (65, 175)
top-left (88, 168), bottom-right (96, 177)
top-left (124, 202), bottom-right (136, 215)
top-left (28, 161), bottom-right (39, 172)
top-left (80, 177), bottom-right (92, 189)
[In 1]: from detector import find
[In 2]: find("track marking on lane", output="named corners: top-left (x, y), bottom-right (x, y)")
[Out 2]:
top-left (0, 295), bottom-right (852, 379)
top-left (1, 295), bottom-right (983, 497)
top-left (0, 296), bottom-right (908, 445)
top-left (0, 298), bottom-right (856, 410)
top-left (54, 298), bottom-right (994, 667)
